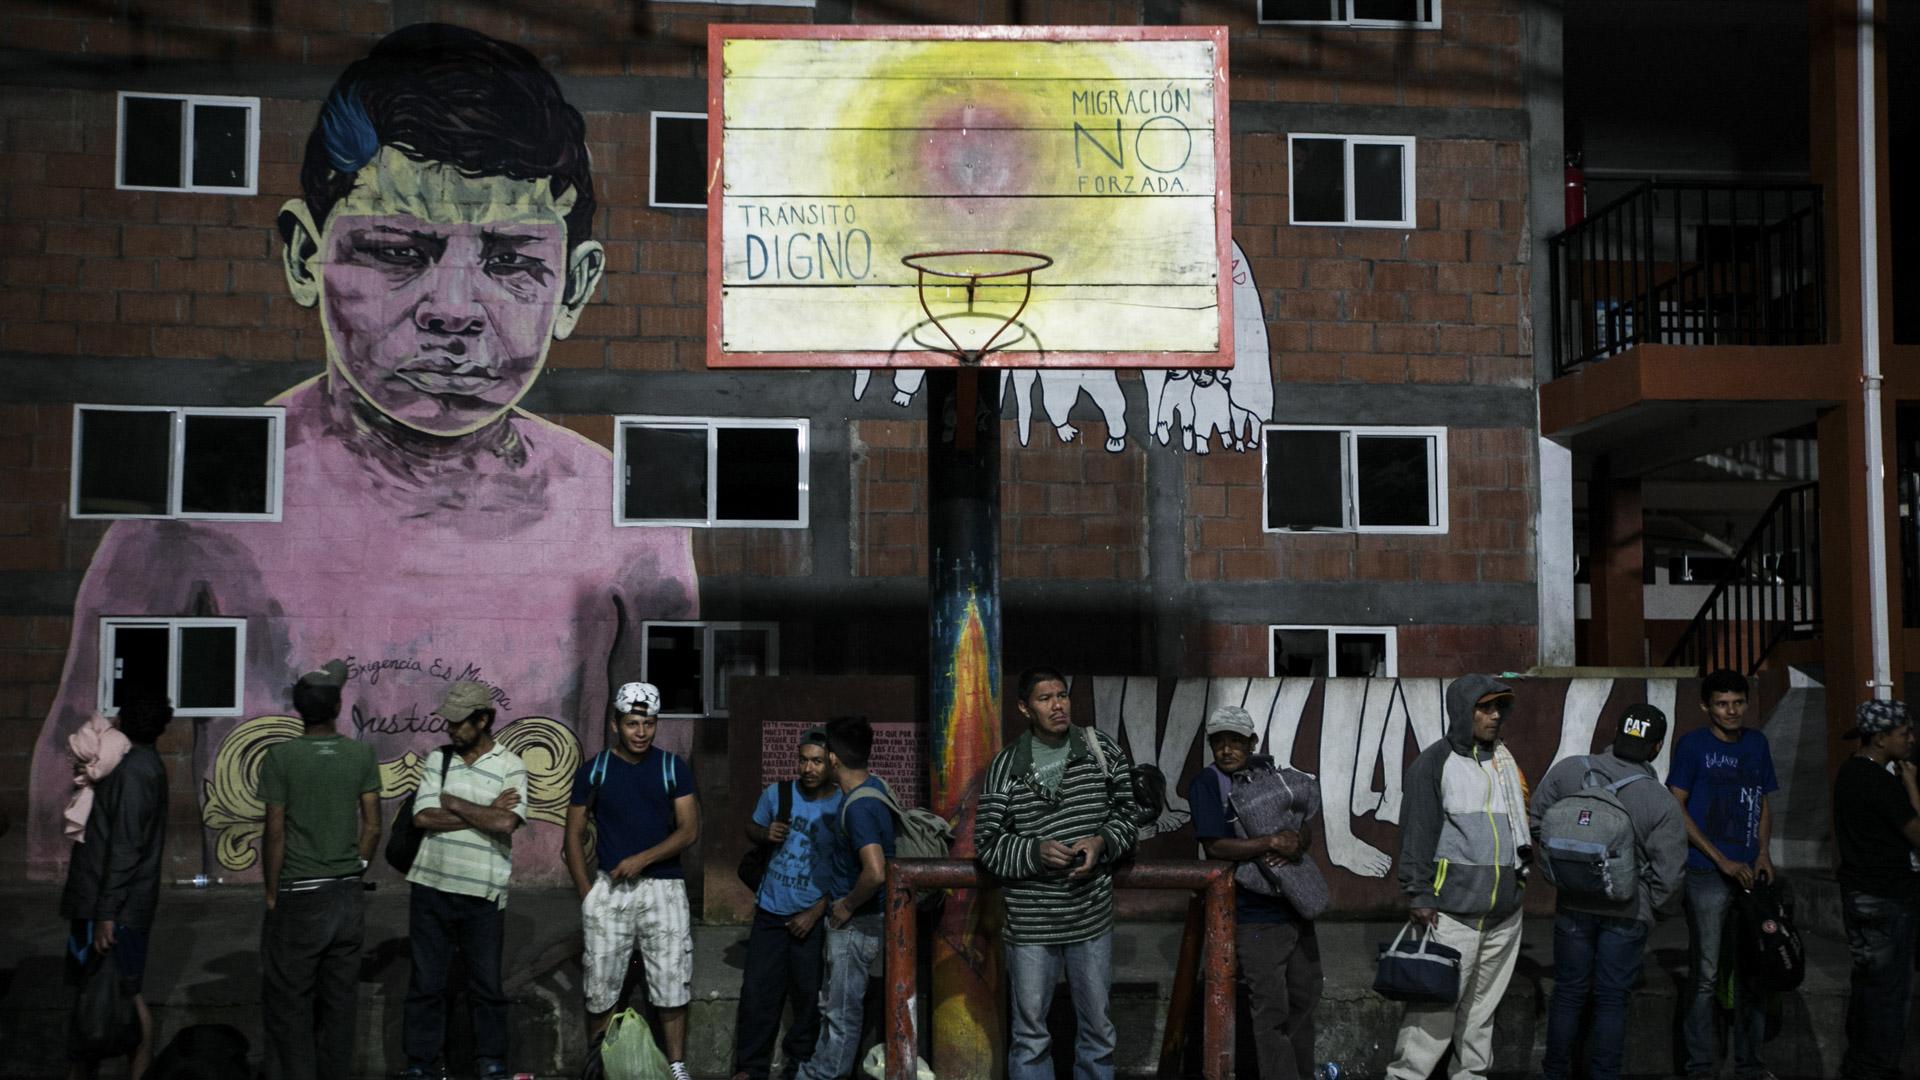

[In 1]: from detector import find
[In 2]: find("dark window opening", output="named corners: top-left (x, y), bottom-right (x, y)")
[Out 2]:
top-left (177, 625), bottom-right (238, 710)
top-left (652, 115), bottom-right (709, 208)
top-left (78, 409), bottom-right (172, 516)
top-left (122, 97), bottom-right (184, 188)
top-left (1355, 435), bottom-right (1434, 528)
top-left (715, 426), bottom-right (802, 523)
top-left (647, 626), bottom-right (705, 715)
top-left (1290, 138), bottom-right (1346, 224)
top-left (181, 414), bottom-right (272, 515)
top-left (1265, 429), bottom-right (1345, 529)
top-left (624, 425), bottom-right (709, 521)
top-left (191, 104), bottom-right (251, 189)
top-left (107, 626), bottom-right (169, 711)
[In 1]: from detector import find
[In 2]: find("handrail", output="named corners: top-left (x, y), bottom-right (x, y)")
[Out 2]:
top-left (882, 859), bottom-right (1238, 1080)
top-left (1549, 182), bottom-right (1825, 375)
top-left (1663, 482), bottom-right (1821, 674)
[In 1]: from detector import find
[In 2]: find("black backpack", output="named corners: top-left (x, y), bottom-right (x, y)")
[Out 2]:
top-left (384, 745), bottom-right (453, 874)
top-left (737, 780), bottom-right (794, 892)
top-left (1734, 877), bottom-right (1806, 993)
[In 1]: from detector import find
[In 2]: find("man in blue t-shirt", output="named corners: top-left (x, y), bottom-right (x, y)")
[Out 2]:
top-left (795, 716), bottom-right (895, 1080)
top-left (731, 728), bottom-right (843, 1080)
top-left (563, 682), bottom-right (701, 1080)
top-left (1665, 669), bottom-right (1779, 1080)
top-left (1187, 705), bottom-right (1324, 1080)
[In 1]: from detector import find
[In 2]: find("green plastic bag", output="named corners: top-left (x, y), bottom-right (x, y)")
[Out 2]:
top-left (599, 1009), bottom-right (670, 1080)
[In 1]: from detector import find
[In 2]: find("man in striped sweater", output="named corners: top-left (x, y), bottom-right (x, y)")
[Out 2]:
top-left (976, 668), bottom-right (1140, 1080)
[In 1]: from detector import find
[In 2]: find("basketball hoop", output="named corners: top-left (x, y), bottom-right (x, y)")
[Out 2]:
top-left (901, 249), bottom-right (1053, 365)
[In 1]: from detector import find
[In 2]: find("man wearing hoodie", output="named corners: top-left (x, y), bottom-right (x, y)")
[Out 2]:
top-left (1528, 704), bottom-right (1687, 1080)
top-left (1384, 674), bottom-right (1530, 1080)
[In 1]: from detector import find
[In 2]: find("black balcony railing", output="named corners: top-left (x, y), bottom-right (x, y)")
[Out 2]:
top-left (1550, 183), bottom-right (1826, 376)
top-left (1664, 482), bottom-right (1821, 675)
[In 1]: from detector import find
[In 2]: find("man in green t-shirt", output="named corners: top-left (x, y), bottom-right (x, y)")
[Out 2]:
top-left (258, 660), bottom-right (381, 1080)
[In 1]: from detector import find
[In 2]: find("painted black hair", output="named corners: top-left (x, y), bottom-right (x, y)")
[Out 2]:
top-left (1699, 668), bottom-right (1748, 704)
top-left (117, 696), bottom-right (174, 745)
top-left (287, 24), bottom-right (595, 257)
top-left (1016, 666), bottom-right (1068, 704)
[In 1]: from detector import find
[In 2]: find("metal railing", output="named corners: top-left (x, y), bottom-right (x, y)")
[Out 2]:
top-left (1664, 483), bottom-right (1821, 674)
top-left (882, 859), bottom-right (1238, 1080)
top-left (1550, 183), bottom-right (1825, 376)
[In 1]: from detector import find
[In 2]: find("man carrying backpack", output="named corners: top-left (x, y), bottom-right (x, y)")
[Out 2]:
top-left (1186, 705), bottom-right (1326, 1080)
top-left (975, 667), bottom-right (1139, 1080)
top-left (1528, 704), bottom-right (1686, 1080)
top-left (563, 682), bottom-right (700, 1080)
top-left (731, 727), bottom-right (841, 1080)
top-left (1832, 700), bottom-right (1920, 1080)
top-left (794, 716), bottom-right (896, 1080)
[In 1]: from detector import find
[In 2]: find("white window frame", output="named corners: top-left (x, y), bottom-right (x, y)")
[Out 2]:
top-left (71, 404), bottom-right (285, 521)
top-left (614, 415), bottom-right (810, 529)
top-left (1261, 424), bottom-right (1449, 534)
top-left (1258, 0), bottom-right (1440, 28)
top-left (115, 91), bottom-right (260, 195)
top-left (97, 616), bottom-right (248, 717)
top-left (649, 111), bottom-right (709, 210)
top-left (1268, 624), bottom-right (1400, 677)
top-left (1287, 133), bottom-right (1417, 229)
top-left (640, 620), bottom-right (780, 718)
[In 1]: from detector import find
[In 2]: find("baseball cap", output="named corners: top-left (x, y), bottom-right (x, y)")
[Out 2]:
top-left (614, 681), bottom-right (661, 717)
top-left (296, 659), bottom-right (347, 690)
top-left (1206, 705), bottom-right (1256, 739)
top-left (1845, 699), bottom-right (1913, 739)
top-left (1613, 703), bottom-right (1668, 762)
top-left (436, 680), bottom-right (494, 724)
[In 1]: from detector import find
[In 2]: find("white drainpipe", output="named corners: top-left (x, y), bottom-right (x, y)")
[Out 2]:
top-left (1859, 0), bottom-right (1893, 699)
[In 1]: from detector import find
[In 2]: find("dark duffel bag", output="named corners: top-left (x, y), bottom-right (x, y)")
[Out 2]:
top-left (1373, 922), bottom-right (1463, 1005)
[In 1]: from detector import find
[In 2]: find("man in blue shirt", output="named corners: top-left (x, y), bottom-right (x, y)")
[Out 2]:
top-left (564, 682), bottom-right (701, 1080)
top-left (1666, 669), bottom-right (1779, 1080)
top-left (1187, 705), bottom-right (1324, 1080)
top-left (731, 728), bottom-right (842, 1080)
top-left (795, 716), bottom-right (895, 1080)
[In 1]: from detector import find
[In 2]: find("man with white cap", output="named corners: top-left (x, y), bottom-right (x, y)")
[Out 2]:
top-left (564, 681), bottom-right (700, 1080)
top-left (1185, 704), bottom-right (1326, 1080)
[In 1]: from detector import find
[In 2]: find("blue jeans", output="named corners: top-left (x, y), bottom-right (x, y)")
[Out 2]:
top-left (403, 885), bottom-right (508, 1071)
top-left (1682, 868), bottom-right (1766, 1078)
top-left (1840, 890), bottom-right (1919, 1080)
top-left (1541, 910), bottom-right (1648, 1080)
top-left (795, 914), bottom-right (880, 1080)
top-left (1005, 931), bottom-right (1115, 1080)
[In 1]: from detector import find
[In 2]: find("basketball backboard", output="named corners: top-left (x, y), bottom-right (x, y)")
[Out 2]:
top-left (706, 25), bottom-right (1232, 369)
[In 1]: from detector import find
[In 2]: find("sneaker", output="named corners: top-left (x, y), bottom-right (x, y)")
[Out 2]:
top-left (476, 1061), bottom-right (511, 1080)
top-left (669, 1064), bottom-right (692, 1080)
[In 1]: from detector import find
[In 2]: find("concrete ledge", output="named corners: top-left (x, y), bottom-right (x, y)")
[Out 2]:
top-left (1, 886), bottom-right (1909, 1079)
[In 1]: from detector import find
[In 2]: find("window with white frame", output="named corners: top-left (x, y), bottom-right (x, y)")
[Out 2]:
top-left (1288, 134), bottom-right (1416, 228)
top-left (98, 617), bottom-right (247, 716)
top-left (1263, 425), bottom-right (1447, 533)
top-left (650, 112), bottom-right (708, 209)
top-left (641, 621), bottom-right (779, 717)
top-left (1259, 0), bottom-right (1439, 28)
top-left (616, 417), bottom-right (808, 528)
top-left (117, 92), bottom-right (259, 194)
top-left (72, 405), bottom-right (284, 520)
top-left (1270, 625), bottom-right (1398, 677)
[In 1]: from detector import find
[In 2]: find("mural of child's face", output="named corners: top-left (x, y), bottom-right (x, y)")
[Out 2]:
top-left (315, 147), bottom-right (579, 436)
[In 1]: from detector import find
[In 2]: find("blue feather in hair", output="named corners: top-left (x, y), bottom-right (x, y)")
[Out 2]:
top-left (319, 87), bottom-right (379, 173)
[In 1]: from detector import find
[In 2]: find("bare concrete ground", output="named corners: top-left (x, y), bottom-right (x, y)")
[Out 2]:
top-left (0, 882), bottom-right (1906, 1079)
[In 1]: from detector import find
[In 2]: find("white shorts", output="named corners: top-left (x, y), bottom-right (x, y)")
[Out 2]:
top-left (581, 874), bottom-right (693, 1012)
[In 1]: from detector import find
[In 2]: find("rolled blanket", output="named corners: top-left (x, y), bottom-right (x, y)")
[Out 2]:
top-left (65, 714), bottom-right (130, 842)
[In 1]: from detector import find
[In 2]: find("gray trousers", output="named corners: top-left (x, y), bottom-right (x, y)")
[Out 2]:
top-left (1236, 921), bottom-right (1323, 1080)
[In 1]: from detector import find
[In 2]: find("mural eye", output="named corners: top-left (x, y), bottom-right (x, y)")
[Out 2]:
top-left (362, 243), bottom-right (426, 267)
top-left (486, 253), bottom-right (546, 278)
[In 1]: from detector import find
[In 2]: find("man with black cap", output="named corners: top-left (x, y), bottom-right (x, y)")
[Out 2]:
top-left (1832, 699), bottom-right (1920, 1080)
top-left (257, 660), bottom-right (382, 1080)
top-left (1385, 674), bottom-right (1530, 1080)
top-left (731, 727), bottom-right (842, 1080)
top-left (1528, 704), bottom-right (1686, 1080)
top-left (401, 680), bottom-right (530, 1080)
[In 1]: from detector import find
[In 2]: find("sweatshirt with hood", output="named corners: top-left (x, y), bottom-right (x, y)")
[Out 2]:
top-left (1395, 674), bottom-right (1528, 925)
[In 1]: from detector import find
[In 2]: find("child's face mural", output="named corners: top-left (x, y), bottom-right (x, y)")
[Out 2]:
top-left (287, 146), bottom-right (597, 436)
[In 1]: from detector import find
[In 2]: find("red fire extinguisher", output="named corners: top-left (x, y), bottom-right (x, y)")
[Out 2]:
top-left (1565, 151), bottom-right (1586, 228)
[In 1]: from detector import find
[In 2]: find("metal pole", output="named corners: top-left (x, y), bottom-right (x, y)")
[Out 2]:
top-left (884, 864), bottom-right (919, 1080)
top-left (1200, 870), bottom-right (1236, 1080)
top-left (924, 367), bottom-right (1005, 1078)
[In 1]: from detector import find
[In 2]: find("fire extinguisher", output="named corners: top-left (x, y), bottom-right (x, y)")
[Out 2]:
top-left (1565, 151), bottom-right (1586, 228)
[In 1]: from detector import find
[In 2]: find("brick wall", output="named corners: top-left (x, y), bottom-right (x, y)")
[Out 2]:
top-left (851, 418), bottom-right (1148, 580)
top-left (1185, 620), bottom-right (1538, 677)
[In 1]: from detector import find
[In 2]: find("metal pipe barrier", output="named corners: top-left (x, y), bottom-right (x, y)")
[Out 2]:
top-left (883, 859), bottom-right (1237, 1080)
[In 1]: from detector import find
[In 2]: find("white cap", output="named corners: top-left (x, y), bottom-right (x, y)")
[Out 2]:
top-left (1206, 704), bottom-right (1256, 738)
top-left (613, 682), bottom-right (660, 717)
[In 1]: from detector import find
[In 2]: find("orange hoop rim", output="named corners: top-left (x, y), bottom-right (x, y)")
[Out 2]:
top-left (900, 249), bottom-right (1055, 281)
